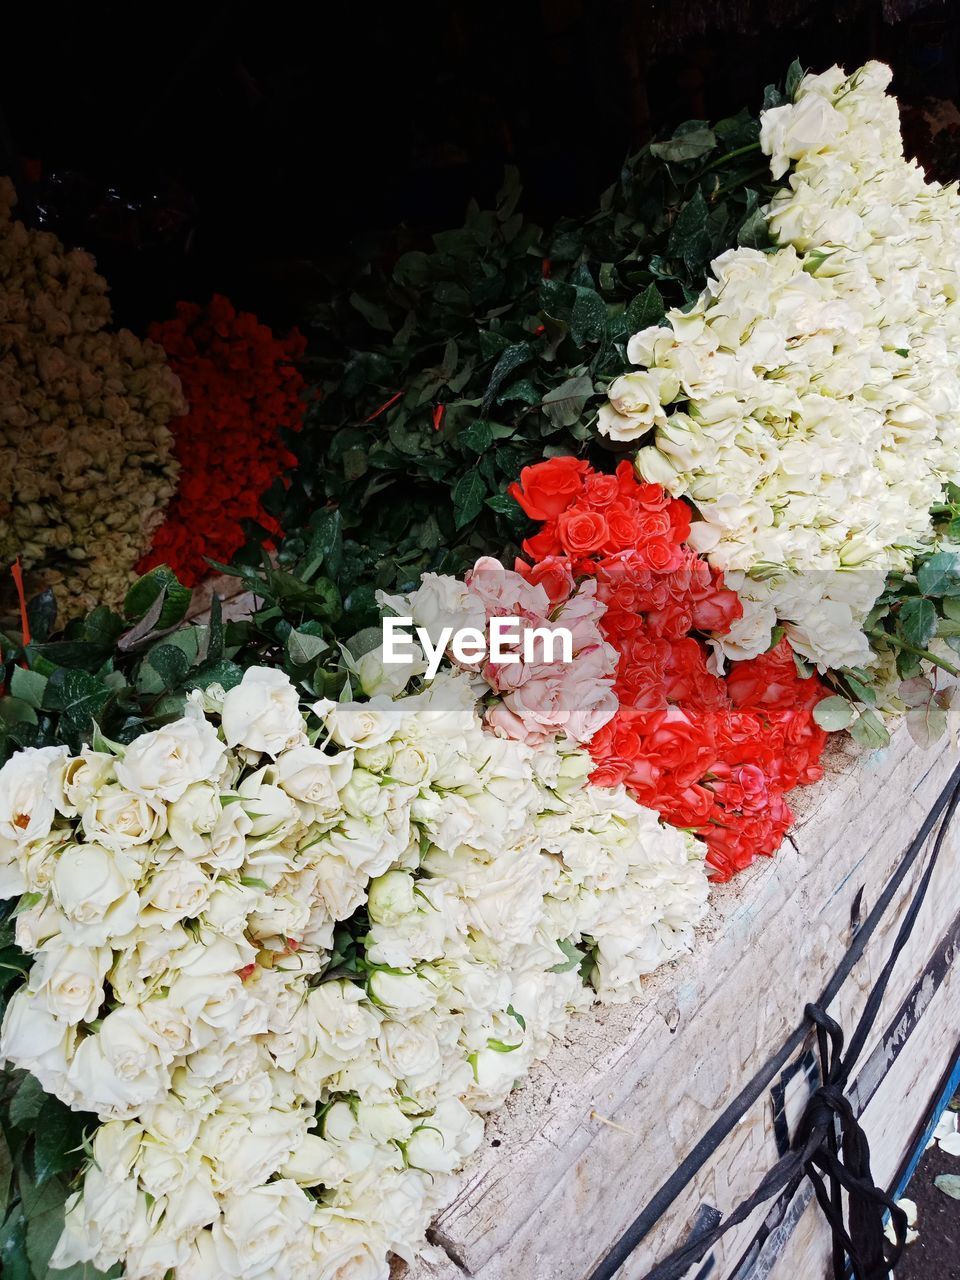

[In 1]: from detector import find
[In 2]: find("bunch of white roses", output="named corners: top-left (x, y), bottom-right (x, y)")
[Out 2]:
top-left (599, 62), bottom-right (960, 672)
top-left (0, 657), bottom-right (707, 1279)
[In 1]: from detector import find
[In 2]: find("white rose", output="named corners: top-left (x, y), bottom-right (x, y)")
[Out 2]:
top-left (92, 1119), bottom-right (143, 1179)
top-left (0, 745), bottom-right (68, 845)
top-left (168, 782), bottom-right (222, 857)
top-left (61, 750), bottom-right (115, 814)
top-left (238, 769), bottom-right (301, 849)
top-left (633, 445), bottom-right (685, 493)
top-left (116, 716), bottom-right (225, 802)
top-left (0, 988), bottom-right (74, 1099)
top-left (135, 1138), bottom-right (199, 1198)
top-left (356, 1100), bottom-right (414, 1143)
top-left (213, 1182), bottom-right (313, 1280)
top-left (340, 769), bottom-right (388, 819)
top-left (311, 852), bottom-right (369, 920)
top-left (366, 869), bottom-right (418, 926)
top-left (379, 572), bottom-right (487, 641)
top-left (376, 1017), bottom-right (442, 1081)
top-left (14, 896), bottom-right (62, 952)
top-left (67, 1007), bottom-right (169, 1117)
top-left (368, 968), bottom-right (436, 1016)
top-left (53, 842), bottom-right (139, 945)
top-left (274, 745), bottom-right (354, 814)
top-left (221, 667), bottom-right (307, 756)
top-left (124, 1230), bottom-right (191, 1279)
top-left (312, 1224), bottom-right (388, 1280)
top-left (199, 1107), bottom-right (307, 1195)
top-left (280, 1133), bottom-right (337, 1186)
top-left (140, 861), bottom-right (213, 925)
top-left (48, 1170), bottom-right (142, 1273)
top-left (81, 784), bottom-right (167, 851)
top-left (306, 980), bottom-right (380, 1063)
top-left (203, 881), bottom-right (259, 935)
top-left (311, 695), bottom-right (405, 749)
top-left (31, 937), bottom-right (110, 1023)
top-left (160, 1175), bottom-right (220, 1242)
top-left (356, 642), bottom-right (427, 697)
top-left (389, 743), bottom-right (432, 785)
top-left (759, 94), bottom-right (846, 179)
top-left (0, 832), bottom-right (25, 898)
top-left (207, 801), bottom-right (251, 870)
top-left (607, 368), bottom-right (679, 425)
top-left (405, 1100), bottom-right (482, 1173)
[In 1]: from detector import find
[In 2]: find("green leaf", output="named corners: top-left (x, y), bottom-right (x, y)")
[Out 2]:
top-left (9, 1073), bottom-right (45, 1127)
top-left (145, 644), bottom-right (191, 689)
top-left (541, 375), bottom-right (594, 429)
top-left (123, 566), bottom-right (191, 629)
top-left (506, 1003), bottom-right (526, 1031)
top-left (900, 677), bottom-right (951, 748)
top-left (549, 937), bottom-right (585, 973)
top-left (785, 58), bottom-right (805, 101)
top-left (569, 286), bottom-right (607, 346)
top-left (899, 598), bottom-right (937, 648)
top-left (917, 551), bottom-right (960, 597)
top-left (349, 291), bottom-right (392, 332)
top-left (185, 659), bottom-right (244, 692)
top-left (649, 126), bottom-right (716, 163)
top-left (0, 1207), bottom-right (30, 1280)
top-left (25, 591), bottom-right (57, 644)
top-left (486, 1037), bottom-right (522, 1053)
top-left (452, 470), bottom-right (486, 529)
top-left (0, 698), bottom-right (38, 729)
top-left (812, 696), bottom-right (855, 731)
top-left (81, 607), bottom-right (124, 651)
top-left (625, 284), bottom-right (665, 334)
top-left (7, 668), bottom-right (46, 712)
top-left (0, 1127), bottom-right (11, 1220)
top-left (737, 201), bottom-right (769, 250)
top-left (849, 708), bottom-right (891, 750)
top-left (667, 189), bottom-right (711, 270)
top-left (34, 1096), bottom-right (89, 1187)
top-left (21, 1171), bottom-right (69, 1276)
top-left (304, 509), bottom-right (344, 579)
top-left (481, 343), bottom-right (532, 415)
top-left (287, 630), bottom-right (329, 666)
top-left (842, 673), bottom-right (877, 706)
top-left (459, 419), bottom-right (493, 454)
top-left (942, 596), bottom-right (960, 622)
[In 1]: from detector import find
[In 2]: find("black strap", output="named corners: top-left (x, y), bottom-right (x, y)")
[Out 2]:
top-left (587, 764), bottom-right (960, 1280)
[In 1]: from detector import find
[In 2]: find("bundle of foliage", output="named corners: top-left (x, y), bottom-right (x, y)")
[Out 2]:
top-left (138, 296), bottom-right (305, 586)
top-left (0, 180), bottom-right (185, 621)
top-left (276, 77), bottom-right (796, 615)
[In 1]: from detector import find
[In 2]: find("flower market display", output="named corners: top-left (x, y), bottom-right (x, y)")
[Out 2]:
top-left (0, 180), bottom-right (185, 618)
top-left (1, 56), bottom-right (960, 1280)
top-left (0, 656), bottom-right (707, 1277)
top-left (615, 63), bottom-right (960, 683)
top-left (138, 297), bottom-right (306, 587)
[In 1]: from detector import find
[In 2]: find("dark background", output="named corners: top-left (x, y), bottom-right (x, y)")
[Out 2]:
top-left (1, 0), bottom-right (958, 332)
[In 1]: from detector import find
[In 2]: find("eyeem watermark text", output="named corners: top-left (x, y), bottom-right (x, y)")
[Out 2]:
top-left (383, 617), bottom-right (574, 679)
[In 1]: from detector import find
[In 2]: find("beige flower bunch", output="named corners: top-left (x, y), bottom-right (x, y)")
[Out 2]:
top-left (0, 178), bottom-right (185, 619)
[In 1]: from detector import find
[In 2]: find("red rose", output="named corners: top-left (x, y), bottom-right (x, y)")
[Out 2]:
top-left (507, 456), bottom-right (590, 520)
top-left (515, 554), bottom-right (575, 606)
top-left (557, 508), bottom-right (610, 556)
top-left (583, 472), bottom-right (622, 507)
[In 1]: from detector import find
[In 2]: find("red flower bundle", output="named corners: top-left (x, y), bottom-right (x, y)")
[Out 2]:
top-left (510, 456), bottom-right (830, 881)
top-left (138, 295), bottom-right (306, 585)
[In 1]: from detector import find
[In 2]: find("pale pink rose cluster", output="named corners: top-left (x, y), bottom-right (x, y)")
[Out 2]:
top-left (465, 556), bottom-right (619, 746)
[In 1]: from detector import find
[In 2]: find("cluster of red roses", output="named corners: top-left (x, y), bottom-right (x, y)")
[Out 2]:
top-left (509, 456), bottom-right (829, 881)
top-left (138, 296), bottom-right (305, 585)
